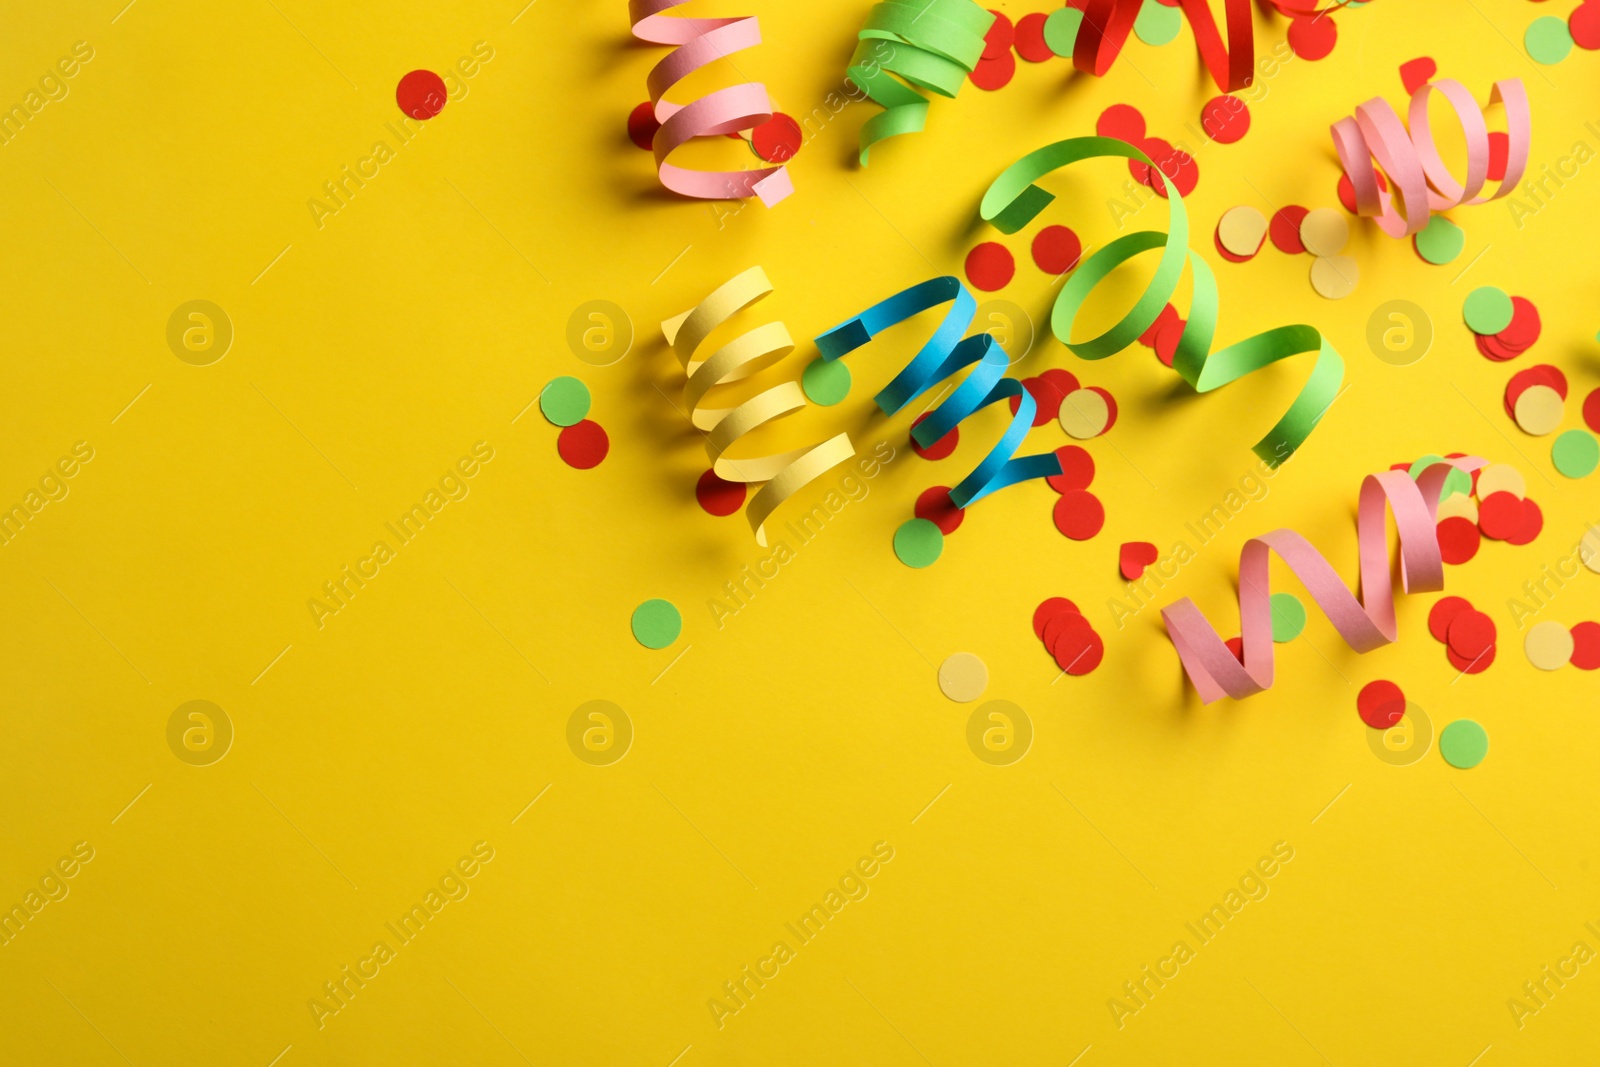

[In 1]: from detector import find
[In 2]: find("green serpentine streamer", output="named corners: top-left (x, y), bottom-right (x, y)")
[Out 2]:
top-left (847, 0), bottom-right (994, 165)
top-left (981, 136), bottom-right (1345, 466)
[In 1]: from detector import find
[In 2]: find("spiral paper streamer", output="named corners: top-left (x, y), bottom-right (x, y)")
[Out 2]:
top-left (1161, 457), bottom-right (1486, 703)
top-left (815, 277), bottom-right (1061, 507)
top-left (846, 0), bottom-right (995, 165)
top-left (981, 136), bottom-right (1344, 467)
top-left (1331, 78), bottom-right (1530, 238)
top-left (1074, 0), bottom-right (1254, 92)
top-left (663, 267), bottom-right (854, 545)
top-left (629, 0), bottom-right (793, 205)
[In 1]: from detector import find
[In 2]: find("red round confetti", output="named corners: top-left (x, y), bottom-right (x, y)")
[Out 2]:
top-left (1053, 490), bottom-right (1106, 540)
top-left (1140, 304), bottom-right (1180, 346)
top-left (1088, 386), bottom-right (1118, 433)
top-left (1200, 95), bottom-right (1250, 144)
top-left (557, 419), bottom-right (609, 469)
top-left (970, 50), bottom-right (1016, 90)
top-left (1498, 296), bottom-right (1542, 350)
top-left (1336, 169), bottom-right (1387, 214)
top-left (1476, 331), bottom-right (1521, 362)
top-left (396, 70), bottom-right (448, 119)
top-left (1046, 445), bottom-right (1096, 494)
top-left (1214, 224), bottom-right (1257, 264)
top-left (983, 9), bottom-right (1015, 58)
top-left (910, 412), bottom-right (958, 460)
top-left (751, 113), bottom-right (803, 162)
top-left (1014, 12), bottom-right (1053, 61)
top-left (915, 485), bottom-right (965, 534)
top-left (1572, 3), bottom-right (1600, 49)
top-left (964, 242), bottom-right (1015, 292)
top-left (1583, 387), bottom-right (1600, 433)
top-left (1570, 621), bottom-right (1600, 669)
top-left (1478, 492), bottom-right (1524, 541)
top-left (627, 101), bottom-right (660, 150)
top-left (1286, 15), bottom-right (1337, 60)
top-left (1270, 206), bottom-right (1310, 254)
top-left (1507, 497), bottom-right (1542, 546)
top-left (1356, 679), bottom-right (1406, 729)
top-left (1097, 103), bottom-right (1145, 142)
top-left (1224, 636), bottom-right (1245, 662)
top-left (1130, 137), bottom-right (1172, 188)
top-left (1399, 56), bottom-right (1436, 95)
top-left (1042, 367), bottom-right (1080, 396)
top-left (1153, 318), bottom-right (1185, 367)
top-left (1055, 626), bottom-right (1105, 675)
top-left (1436, 517), bottom-right (1480, 564)
top-left (1447, 609), bottom-right (1496, 659)
top-left (695, 468), bottom-right (745, 516)
top-left (1487, 130), bottom-right (1510, 181)
top-left (1032, 225), bottom-right (1082, 275)
top-left (1447, 643), bottom-right (1495, 674)
top-left (1034, 596), bottom-right (1081, 640)
top-left (1027, 375), bottom-right (1064, 424)
top-left (1504, 364), bottom-right (1568, 418)
top-left (1149, 148), bottom-right (1199, 199)
top-left (1042, 608), bottom-right (1092, 652)
top-left (1428, 596), bottom-right (1472, 643)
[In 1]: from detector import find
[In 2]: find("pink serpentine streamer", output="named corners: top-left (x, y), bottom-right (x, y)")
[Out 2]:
top-left (1161, 457), bottom-right (1485, 703)
top-left (629, 0), bottom-right (793, 206)
top-left (1330, 78), bottom-right (1529, 238)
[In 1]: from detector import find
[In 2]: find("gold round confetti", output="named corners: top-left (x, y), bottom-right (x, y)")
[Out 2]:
top-left (1580, 525), bottom-right (1600, 574)
top-left (938, 652), bottom-right (989, 702)
top-left (1058, 388), bottom-right (1110, 439)
top-left (1524, 620), bottom-right (1575, 671)
top-left (1218, 205), bottom-right (1268, 256)
top-left (1299, 208), bottom-right (1350, 257)
top-left (1513, 384), bottom-right (1564, 436)
top-left (1474, 463), bottom-right (1525, 501)
top-left (1436, 494), bottom-right (1478, 523)
top-left (1310, 255), bottom-right (1359, 300)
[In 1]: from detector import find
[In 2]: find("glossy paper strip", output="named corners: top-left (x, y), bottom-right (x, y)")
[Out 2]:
top-left (629, 0), bottom-right (793, 205)
top-left (815, 277), bottom-right (1062, 508)
top-left (846, 0), bottom-right (995, 165)
top-left (1161, 457), bottom-right (1486, 703)
top-left (1075, 0), bottom-right (1255, 92)
top-left (1331, 78), bottom-right (1530, 238)
top-left (663, 267), bottom-right (853, 545)
top-left (980, 136), bottom-right (1344, 467)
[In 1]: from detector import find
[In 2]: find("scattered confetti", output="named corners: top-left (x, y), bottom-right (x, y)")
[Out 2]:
top-left (1525, 620), bottom-right (1576, 670)
top-left (1463, 286), bottom-right (1514, 335)
top-left (915, 485), bottom-right (966, 534)
top-left (1299, 208), bottom-right (1349, 257)
top-left (1571, 621), bottom-right (1600, 669)
top-left (964, 242), bottom-right (1015, 291)
top-left (970, 50), bottom-right (1016, 90)
top-left (1584, 387), bottom-right (1600, 433)
top-left (1414, 215), bottom-right (1464, 265)
top-left (627, 101), bottom-right (660, 150)
top-left (1200, 95), bottom-right (1250, 144)
top-left (1032, 225), bottom-right (1083, 274)
top-left (1287, 14), bottom-right (1336, 60)
top-left (1439, 720), bottom-right (1489, 769)
top-left (1014, 12), bottom-right (1053, 61)
top-left (910, 413), bottom-right (959, 460)
top-left (1513, 384), bottom-right (1564, 435)
top-left (541, 376), bottom-right (591, 426)
top-left (1436, 516), bottom-right (1481, 564)
top-left (1217, 205), bottom-right (1268, 258)
top-left (1310, 255), bottom-right (1359, 300)
top-left (751, 113), bottom-right (803, 161)
top-left (1134, 0), bottom-right (1182, 45)
top-left (1553, 429), bottom-right (1599, 477)
top-left (1120, 541), bottom-right (1159, 580)
top-left (1059, 388), bottom-right (1110, 439)
top-left (631, 598), bottom-right (682, 649)
top-left (801, 356), bottom-right (851, 406)
top-left (938, 652), bottom-right (989, 702)
top-left (1428, 596), bottom-right (1473, 643)
top-left (558, 420), bottom-right (609, 469)
top-left (1526, 15), bottom-right (1574, 65)
top-left (695, 469), bottom-right (746, 516)
top-left (1044, 6), bottom-right (1085, 55)
top-left (1269, 592), bottom-right (1307, 641)
top-left (1356, 680), bottom-right (1406, 729)
top-left (894, 518), bottom-right (944, 568)
top-left (1053, 490), bottom-right (1106, 541)
top-left (1046, 445), bottom-right (1095, 493)
top-left (396, 70), bottom-right (448, 119)
top-left (1269, 206), bottom-right (1310, 253)
top-left (1399, 56), bottom-right (1436, 95)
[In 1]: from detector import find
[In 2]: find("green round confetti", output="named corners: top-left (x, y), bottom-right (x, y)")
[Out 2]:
top-left (1462, 286), bottom-right (1514, 335)
top-left (1044, 7), bottom-right (1085, 56)
top-left (1413, 215), bottom-right (1464, 265)
top-left (893, 518), bottom-right (944, 568)
top-left (1269, 592), bottom-right (1307, 642)
top-left (1133, 0), bottom-right (1183, 46)
top-left (1525, 16), bottom-right (1573, 65)
top-left (1552, 429), bottom-right (1600, 478)
top-left (1439, 719), bottom-right (1489, 769)
top-left (631, 598), bottom-right (682, 649)
top-left (1403, 454), bottom-right (1470, 499)
top-left (540, 376), bottom-right (591, 427)
top-left (801, 356), bottom-right (851, 406)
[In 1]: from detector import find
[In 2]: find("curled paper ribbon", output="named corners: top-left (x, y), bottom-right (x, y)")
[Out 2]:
top-left (846, 0), bottom-right (994, 165)
top-left (981, 136), bottom-right (1344, 467)
top-left (629, 0), bottom-right (793, 205)
top-left (1161, 457), bottom-right (1486, 703)
top-left (663, 267), bottom-right (853, 545)
top-left (1075, 0), bottom-right (1254, 92)
top-left (815, 277), bottom-right (1061, 507)
top-left (1331, 78), bottom-right (1530, 238)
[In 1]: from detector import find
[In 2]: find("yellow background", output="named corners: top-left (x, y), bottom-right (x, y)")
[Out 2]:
top-left (3, 0), bottom-right (1598, 1063)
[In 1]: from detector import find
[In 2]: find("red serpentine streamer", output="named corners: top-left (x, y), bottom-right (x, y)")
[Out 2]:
top-left (1161, 457), bottom-right (1485, 703)
top-left (1075, 0), bottom-right (1255, 92)
top-left (629, 0), bottom-right (793, 206)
